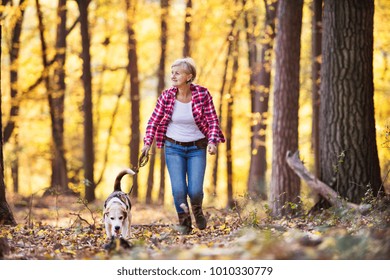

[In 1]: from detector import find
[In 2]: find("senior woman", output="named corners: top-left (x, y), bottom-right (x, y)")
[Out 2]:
top-left (141, 57), bottom-right (225, 234)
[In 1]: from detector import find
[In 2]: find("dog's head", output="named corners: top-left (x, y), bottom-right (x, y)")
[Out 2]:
top-left (104, 201), bottom-right (129, 237)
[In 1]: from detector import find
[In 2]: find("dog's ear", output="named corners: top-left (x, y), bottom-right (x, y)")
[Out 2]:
top-left (123, 211), bottom-right (128, 220)
top-left (103, 207), bottom-right (110, 218)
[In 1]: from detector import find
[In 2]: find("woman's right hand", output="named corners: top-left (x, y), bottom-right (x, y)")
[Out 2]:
top-left (141, 145), bottom-right (150, 155)
top-left (207, 144), bottom-right (217, 155)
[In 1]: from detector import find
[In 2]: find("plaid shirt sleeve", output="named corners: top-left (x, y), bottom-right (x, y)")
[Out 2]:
top-left (202, 89), bottom-right (225, 144)
top-left (192, 85), bottom-right (225, 145)
top-left (143, 92), bottom-right (167, 147)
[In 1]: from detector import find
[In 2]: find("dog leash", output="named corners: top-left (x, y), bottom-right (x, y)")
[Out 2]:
top-left (128, 151), bottom-right (150, 195)
top-left (129, 150), bottom-right (150, 173)
top-left (137, 150), bottom-right (150, 170)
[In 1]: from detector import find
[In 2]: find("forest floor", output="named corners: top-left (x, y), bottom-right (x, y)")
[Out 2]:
top-left (0, 194), bottom-right (389, 260)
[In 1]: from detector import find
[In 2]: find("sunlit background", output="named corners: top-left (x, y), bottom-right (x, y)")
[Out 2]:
top-left (1, 0), bottom-right (389, 209)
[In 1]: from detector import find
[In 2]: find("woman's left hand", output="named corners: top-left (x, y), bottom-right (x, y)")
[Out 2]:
top-left (207, 144), bottom-right (217, 155)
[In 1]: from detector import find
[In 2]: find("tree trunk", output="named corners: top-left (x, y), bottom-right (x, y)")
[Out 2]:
top-left (3, 0), bottom-right (26, 144)
top-left (36, 0), bottom-right (71, 196)
top-left (51, 0), bottom-right (70, 194)
top-left (311, 0), bottom-right (322, 178)
top-left (158, 153), bottom-right (166, 204)
top-left (11, 133), bottom-right (19, 193)
top-left (0, 24), bottom-right (16, 226)
top-left (146, 0), bottom-right (169, 205)
top-left (126, 0), bottom-right (141, 199)
top-left (269, 0), bottom-right (303, 217)
top-left (77, 0), bottom-right (95, 202)
top-left (183, 0), bottom-right (192, 57)
top-left (145, 143), bottom-right (156, 204)
top-left (226, 31), bottom-right (239, 209)
top-left (318, 0), bottom-right (382, 205)
top-left (247, 0), bottom-right (278, 199)
top-left (3, 0), bottom-right (26, 196)
top-left (0, 163), bottom-right (16, 226)
top-left (211, 15), bottom-right (237, 198)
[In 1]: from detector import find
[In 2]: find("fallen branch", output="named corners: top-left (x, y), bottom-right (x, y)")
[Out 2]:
top-left (69, 213), bottom-right (93, 228)
top-left (286, 151), bottom-right (371, 214)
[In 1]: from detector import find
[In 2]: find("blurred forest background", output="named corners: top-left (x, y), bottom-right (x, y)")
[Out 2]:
top-left (0, 0), bottom-right (389, 260)
top-left (0, 0), bottom-right (389, 214)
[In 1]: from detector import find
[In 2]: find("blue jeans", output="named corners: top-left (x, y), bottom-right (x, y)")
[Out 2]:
top-left (164, 141), bottom-right (207, 214)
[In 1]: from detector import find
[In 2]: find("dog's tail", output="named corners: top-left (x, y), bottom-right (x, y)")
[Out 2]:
top-left (114, 168), bottom-right (136, 192)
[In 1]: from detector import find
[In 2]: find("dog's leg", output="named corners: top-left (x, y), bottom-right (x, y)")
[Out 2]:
top-left (128, 212), bottom-right (132, 238)
top-left (122, 213), bottom-right (132, 239)
top-left (105, 218), bottom-right (112, 239)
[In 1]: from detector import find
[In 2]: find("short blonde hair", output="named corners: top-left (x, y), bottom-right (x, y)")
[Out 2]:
top-left (171, 57), bottom-right (197, 83)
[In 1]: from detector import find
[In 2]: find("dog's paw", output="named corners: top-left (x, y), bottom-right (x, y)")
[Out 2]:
top-left (103, 236), bottom-right (132, 251)
top-left (119, 238), bottom-right (132, 249)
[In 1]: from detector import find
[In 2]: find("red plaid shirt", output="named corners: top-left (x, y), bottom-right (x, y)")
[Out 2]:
top-left (144, 84), bottom-right (225, 148)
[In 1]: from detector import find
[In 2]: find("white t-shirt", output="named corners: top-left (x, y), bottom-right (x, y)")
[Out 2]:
top-left (166, 100), bottom-right (205, 142)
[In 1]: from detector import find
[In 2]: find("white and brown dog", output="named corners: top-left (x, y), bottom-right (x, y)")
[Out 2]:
top-left (103, 168), bottom-right (135, 239)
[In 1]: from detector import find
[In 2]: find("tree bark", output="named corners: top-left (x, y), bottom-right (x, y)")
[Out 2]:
top-left (183, 0), bottom-right (192, 57)
top-left (50, 0), bottom-right (70, 194)
top-left (0, 24), bottom-right (16, 226)
top-left (3, 0), bottom-right (26, 144)
top-left (125, 0), bottom-right (141, 199)
top-left (3, 0), bottom-right (26, 195)
top-left (36, 0), bottom-right (71, 196)
top-left (247, 0), bottom-right (278, 199)
top-left (311, 0), bottom-right (322, 178)
top-left (11, 133), bottom-right (19, 193)
top-left (226, 31), bottom-right (239, 209)
top-left (211, 13), bottom-right (237, 199)
top-left (319, 0), bottom-right (382, 205)
top-left (269, 0), bottom-right (303, 217)
top-left (146, 0), bottom-right (169, 205)
top-left (0, 164), bottom-right (16, 226)
top-left (77, 0), bottom-right (95, 202)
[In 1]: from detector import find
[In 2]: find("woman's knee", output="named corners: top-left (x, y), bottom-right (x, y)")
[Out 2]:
top-left (188, 191), bottom-right (203, 204)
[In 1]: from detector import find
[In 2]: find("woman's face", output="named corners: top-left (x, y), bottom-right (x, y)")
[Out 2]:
top-left (171, 65), bottom-right (192, 87)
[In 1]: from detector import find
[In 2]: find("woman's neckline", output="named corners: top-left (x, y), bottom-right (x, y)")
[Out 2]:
top-left (175, 99), bottom-right (192, 104)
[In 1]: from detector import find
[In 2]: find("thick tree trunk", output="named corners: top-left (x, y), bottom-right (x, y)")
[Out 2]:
top-left (269, 0), bottom-right (303, 217)
top-left (319, 0), bottom-right (382, 205)
top-left (247, 0), bottom-right (278, 199)
top-left (126, 0), bottom-right (141, 199)
top-left (77, 0), bottom-right (96, 202)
